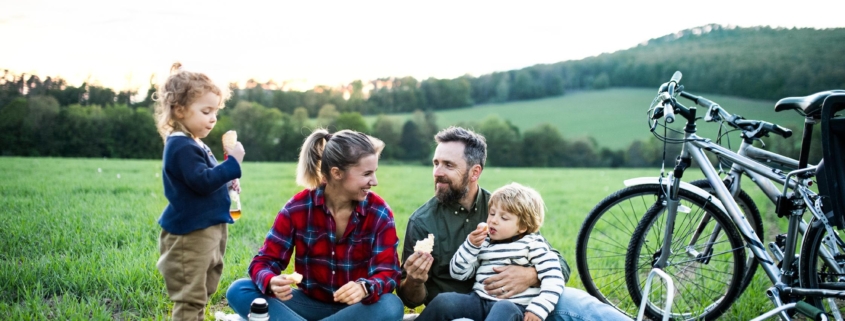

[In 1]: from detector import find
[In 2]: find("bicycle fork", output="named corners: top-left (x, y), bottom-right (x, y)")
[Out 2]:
top-left (653, 153), bottom-right (693, 269)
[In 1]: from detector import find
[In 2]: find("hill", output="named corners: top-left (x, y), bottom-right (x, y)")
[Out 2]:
top-left (2, 25), bottom-right (837, 165)
top-left (367, 88), bottom-right (803, 150)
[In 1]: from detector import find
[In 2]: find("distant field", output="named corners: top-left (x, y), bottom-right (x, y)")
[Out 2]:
top-left (1, 157), bottom-right (785, 319)
top-left (365, 88), bottom-right (806, 149)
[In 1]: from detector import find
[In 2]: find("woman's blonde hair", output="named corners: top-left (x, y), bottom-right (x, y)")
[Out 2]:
top-left (488, 182), bottom-right (545, 234)
top-left (152, 62), bottom-right (230, 140)
top-left (296, 128), bottom-right (385, 190)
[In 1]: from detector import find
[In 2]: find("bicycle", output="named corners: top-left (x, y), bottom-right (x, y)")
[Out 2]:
top-left (576, 84), bottom-right (805, 317)
top-left (625, 71), bottom-right (845, 320)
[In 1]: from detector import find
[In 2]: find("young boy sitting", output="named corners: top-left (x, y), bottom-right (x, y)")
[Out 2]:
top-left (416, 182), bottom-right (565, 321)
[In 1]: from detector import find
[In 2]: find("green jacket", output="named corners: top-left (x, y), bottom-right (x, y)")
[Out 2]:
top-left (399, 187), bottom-right (571, 308)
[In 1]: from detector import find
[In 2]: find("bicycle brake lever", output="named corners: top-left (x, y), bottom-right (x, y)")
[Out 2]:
top-left (704, 106), bottom-right (716, 122)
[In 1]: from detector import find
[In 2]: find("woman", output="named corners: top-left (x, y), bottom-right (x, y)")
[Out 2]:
top-left (226, 129), bottom-right (403, 321)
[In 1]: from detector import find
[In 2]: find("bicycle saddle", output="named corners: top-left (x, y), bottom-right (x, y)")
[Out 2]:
top-left (775, 90), bottom-right (845, 115)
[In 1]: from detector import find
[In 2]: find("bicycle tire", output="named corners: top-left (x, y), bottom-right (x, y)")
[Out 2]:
top-left (575, 180), bottom-right (762, 317)
top-left (625, 189), bottom-right (747, 321)
top-left (799, 216), bottom-right (845, 316)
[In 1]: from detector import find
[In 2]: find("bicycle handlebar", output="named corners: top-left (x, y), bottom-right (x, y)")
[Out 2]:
top-left (660, 79), bottom-right (792, 138)
top-left (662, 71), bottom-right (682, 123)
top-left (679, 91), bottom-right (717, 109)
top-left (669, 71), bottom-right (682, 84)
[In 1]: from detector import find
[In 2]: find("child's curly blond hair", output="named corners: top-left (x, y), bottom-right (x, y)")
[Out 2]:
top-left (488, 182), bottom-right (545, 234)
top-left (152, 62), bottom-right (230, 140)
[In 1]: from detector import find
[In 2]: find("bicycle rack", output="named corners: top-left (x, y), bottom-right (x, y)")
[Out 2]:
top-left (636, 268), bottom-right (675, 321)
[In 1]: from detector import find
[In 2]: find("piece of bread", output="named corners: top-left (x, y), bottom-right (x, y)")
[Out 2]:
top-left (287, 271), bottom-right (303, 283)
top-left (222, 130), bottom-right (237, 149)
top-left (477, 222), bottom-right (488, 232)
top-left (414, 234), bottom-right (435, 254)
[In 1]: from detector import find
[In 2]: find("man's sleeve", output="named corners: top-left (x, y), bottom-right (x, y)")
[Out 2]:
top-left (400, 218), bottom-right (426, 281)
top-left (399, 217), bottom-right (429, 308)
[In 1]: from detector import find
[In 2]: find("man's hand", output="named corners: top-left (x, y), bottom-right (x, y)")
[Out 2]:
top-left (483, 265), bottom-right (538, 299)
top-left (468, 225), bottom-right (487, 247)
top-left (334, 281), bottom-right (366, 305)
top-left (524, 311), bottom-right (541, 321)
top-left (403, 251), bottom-right (433, 284)
top-left (269, 275), bottom-right (295, 301)
top-left (399, 251), bottom-right (432, 307)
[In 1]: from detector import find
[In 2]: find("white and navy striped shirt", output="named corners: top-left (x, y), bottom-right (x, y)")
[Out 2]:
top-left (450, 233), bottom-right (565, 320)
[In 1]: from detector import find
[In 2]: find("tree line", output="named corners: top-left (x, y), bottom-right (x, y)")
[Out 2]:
top-left (1, 24), bottom-right (836, 166)
top-left (0, 92), bottom-right (817, 168)
top-left (228, 25), bottom-right (845, 116)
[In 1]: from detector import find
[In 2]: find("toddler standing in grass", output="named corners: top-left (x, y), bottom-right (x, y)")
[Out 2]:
top-left (154, 62), bottom-right (245, 321)
top-left (417, 182), bottom-right (565, 321)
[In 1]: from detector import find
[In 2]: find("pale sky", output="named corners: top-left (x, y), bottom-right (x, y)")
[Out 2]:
top-left (2, 0), bottom-right (844, 93)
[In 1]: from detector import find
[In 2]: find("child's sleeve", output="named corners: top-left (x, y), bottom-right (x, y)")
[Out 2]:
top-left (449, 237), bottom-right (483, 281)
top-left (525, 236), bottom-right (566, 320)
top-left (170, 143), bottom-right (241, 195)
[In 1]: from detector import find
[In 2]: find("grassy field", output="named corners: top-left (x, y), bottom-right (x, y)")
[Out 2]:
top-left (1, 157), bottom-right (787, 319)
top-left (365, 88), bottom-right (805, 150)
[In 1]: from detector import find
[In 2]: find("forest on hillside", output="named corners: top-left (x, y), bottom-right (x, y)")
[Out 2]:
top-left (0, 25), bottom-right (836, 167)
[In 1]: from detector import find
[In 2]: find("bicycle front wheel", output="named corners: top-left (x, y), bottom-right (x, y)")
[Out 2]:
top-left (576, 181), bottom-right (761, 317)
top-left (625, 191), bottom-right (746, 321)
top-left (799, 216), bottom-right (845, 315)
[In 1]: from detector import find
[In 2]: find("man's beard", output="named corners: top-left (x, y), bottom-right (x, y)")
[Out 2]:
top-left (434, 173), bottom-right (470, 204)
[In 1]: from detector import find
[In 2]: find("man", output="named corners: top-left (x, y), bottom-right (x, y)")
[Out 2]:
top-left (398, 126), bottom-right (631, 321)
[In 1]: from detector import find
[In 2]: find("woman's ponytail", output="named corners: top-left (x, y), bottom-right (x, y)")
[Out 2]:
top-left (296, 129), bottom-right (330, 189)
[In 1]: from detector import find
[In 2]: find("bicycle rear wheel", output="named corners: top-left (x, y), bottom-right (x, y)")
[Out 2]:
top-left (625, 191), bottom-right (746, 320)
top-left (799, 216), bottom-right (845, 316)
top-left (575, 180), bottom-right (761, 317)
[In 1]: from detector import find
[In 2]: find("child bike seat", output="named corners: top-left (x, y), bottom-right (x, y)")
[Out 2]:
top-left (816, 93), bottom-right (845, 229)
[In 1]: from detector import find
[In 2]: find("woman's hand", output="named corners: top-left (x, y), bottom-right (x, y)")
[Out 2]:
top-left (334, 281), bottom-right (366, 305)
top-left (269, 274), bottom-right (295, 301)
top-left (524, 311), bottom-right (541, 321)
top-left (468, 224), bottom-right (487, 247)
top-left (483, 265), bottom-right (537, 299)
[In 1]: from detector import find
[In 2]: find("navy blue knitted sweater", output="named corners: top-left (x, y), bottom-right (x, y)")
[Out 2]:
top-left (158, 134), bottom-right (242, 234)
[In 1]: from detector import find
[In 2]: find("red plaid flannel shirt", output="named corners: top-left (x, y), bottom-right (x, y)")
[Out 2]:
top-left (248, 186), bottom-right (400, 304)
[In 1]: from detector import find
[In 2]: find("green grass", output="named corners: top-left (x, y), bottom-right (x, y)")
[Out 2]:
top-left (366, 88), bottom-right (805, 149)
top-left (1, 157), bottom-right (789, 319)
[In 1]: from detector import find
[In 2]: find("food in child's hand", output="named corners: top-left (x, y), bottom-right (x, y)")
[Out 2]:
top-left (414, 234), bottom-right (435, 254)
top-left (287, 272), bottom-right (303, 283)
top-left (222, 130), bottom-right (238, 149)
top-left (477, 222), bottom-right (488, 232)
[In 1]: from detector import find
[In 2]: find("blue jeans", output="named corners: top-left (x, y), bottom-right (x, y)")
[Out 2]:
top-left (418, 287), bottom-right (630, 321)
top-left (549, 287), bottom-right (631, 321)
top-left (226, 278), bottom-right (404, 321)
top-left (417, 292), bottom-right (525, 321)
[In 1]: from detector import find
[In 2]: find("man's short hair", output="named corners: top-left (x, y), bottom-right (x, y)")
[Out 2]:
top-left (434, 126), bottom-right (487, 169)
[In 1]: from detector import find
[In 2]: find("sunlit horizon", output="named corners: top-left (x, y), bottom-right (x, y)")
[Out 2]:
top-left (3, 0), bottom-right (844, 95)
